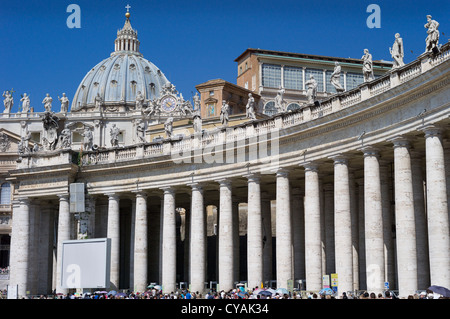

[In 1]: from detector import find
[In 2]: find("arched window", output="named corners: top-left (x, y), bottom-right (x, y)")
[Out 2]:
top-left (263, 101), bottom-right (277, 116)
top-left (287, 103), bottom-right (301, 112)
top-left (0, 183), bottom-right (11, 205)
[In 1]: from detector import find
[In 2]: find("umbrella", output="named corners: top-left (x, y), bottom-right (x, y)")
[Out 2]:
top-left (319, 288), bottom-right (335, 295)
top-left (108, 290), bottom-right (117, 296)
top-left (428, 285), bottom-right (450, 297)
top-left (258, 290), bottom-right (273, 296)
top-left (265, 288), bottom-right (276, 295)
top-left (276, 288), bottom-right (289, 296)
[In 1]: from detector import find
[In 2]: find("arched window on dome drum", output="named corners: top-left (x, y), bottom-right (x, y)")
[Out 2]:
top-left (263, 101), bottom-right (277, 116)
top-left (0, 183), bottom-right (11, 205)
top-left (287, 103), bottom-right (301, 112)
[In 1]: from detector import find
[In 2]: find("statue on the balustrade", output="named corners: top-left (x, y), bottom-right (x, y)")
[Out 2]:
top-left (135, 91), bottom-right (145, 110)
top-left (136, 120), bottom-right (146, 143)
top-left (110, 124), bottom-right (120, 147)
top-left (94, 93), bottom-right (104, 111)
top-left (246, 93), bottom-right (256, 119)
top-left (362, 49), bottom-right (374, 82)
top-left (42, 111), bottom-right (59, 151)
top-left (81, 127), bottom-right (93, 151)
top-left (424, 15), bottom-right (440, 53)
top-left (193, 92), bottom-right (200, 111)
top-left (390, 33), bottom-right (405, 69)
top-left (220, 100), bottom-right (229, 127)
top-left (58, 127), bottom-right (72, 149)
top-left (193, 111), bottom-right (202, 134)
top-left (164, 117), bottom-right (173, 138)
top-left (20, 93), bottom-right (30, 113)
top-left (58, 93), bottom-right (69, 113)
top-left (42, 94), bottom-right (53, 112)
top-left (305, 75), bottom-right (318, 104)
top-left (2, 90), bottom-right (13, 114)
top-left (330, 62), bottom-right (345, 92)
top-left (274, 87), bottom-right (285, 113)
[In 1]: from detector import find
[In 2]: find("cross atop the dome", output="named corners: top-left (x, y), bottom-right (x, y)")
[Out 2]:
top-left (125, 4), bottom-right (131, 19)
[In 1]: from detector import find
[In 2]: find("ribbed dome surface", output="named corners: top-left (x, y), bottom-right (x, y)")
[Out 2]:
top-left (71, 14), bottom-right (170, 111)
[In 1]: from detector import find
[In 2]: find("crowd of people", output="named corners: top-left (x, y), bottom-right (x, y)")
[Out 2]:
top-left (2, 287), bottom-right (447, 300)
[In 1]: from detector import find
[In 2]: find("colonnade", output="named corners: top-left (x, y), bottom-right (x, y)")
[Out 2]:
top-left (8, 125), bottom-right (450, 298)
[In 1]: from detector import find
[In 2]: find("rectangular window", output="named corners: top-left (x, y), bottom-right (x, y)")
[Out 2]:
top-left (346, 72), bottom-right (364, 90)
top-left (284, 66), bottom-right (303, 90)
top-left (305, 68), bottom-right (324, 92)
top-left (262, 64), bottom-right (281, 88)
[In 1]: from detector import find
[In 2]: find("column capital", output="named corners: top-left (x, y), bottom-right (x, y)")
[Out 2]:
top-left (275, 167), bottom-right (290, 177)
top-left (359, 145), bottom-right (380, 157)
top-left (387, 135), bottom-right (412, 149)
top-left (132, 190), bottom-right (148, 199)
top-left (187, 182), bottom-right (203, 192)
top-left (244, 173), bottom-right (261, 183)
top-left (18, 197), bottom-right (31, 205)
top-left (329, 153), bottom-right (348, 165)
top-left (215, 178), bottom-right (232, 187)
top-left (419, 124), bottom-right (444, 138)
top-left (161, 186), bottom-right (175, 195)
top-left (105, 193), bottom-right (120, 200)
top-left (57, 194), bottom-right (69, 201)
top-left (301, 161), bottom-right (319, 172)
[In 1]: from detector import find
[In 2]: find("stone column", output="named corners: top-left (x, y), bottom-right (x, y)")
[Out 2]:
top-left (9, 198), bottom-right (30, 298)
top-left (292, 188), bottom-right (305, 281)
top-left (161, 187), bottom-right (177, 293)
top-left (246, 173), bottom-right (263, 289)
top-left (331, 154), bottom-right (353, 296)
top-left (276, 169), bottom-right (293, 289)
top-left (107, 193), bottom-right (120, 291)
top-left (217, 179), bottom-right (234, 291)
top-left (303, 162), bottom-right (322, 291)
top-left (133, 191), bottom-right (148, 292)
top-left (189, 183), bottom-right (206, 293)
top-left (422, 126), bottom-right (450, 288)
top-left (261, 192), bottom-right (272, 284)
top-left (361, 146), bottom-right (385, 294)
top-left (55, 194), bottom-right (71, 295)
top-left (411, 151), bottom-right (430, 289)
top-left (391, 137), bottom-right (418, 297)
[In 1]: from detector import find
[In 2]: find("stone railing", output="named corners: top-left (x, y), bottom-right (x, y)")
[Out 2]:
top-left (78, 42), bottom-right (450, 166)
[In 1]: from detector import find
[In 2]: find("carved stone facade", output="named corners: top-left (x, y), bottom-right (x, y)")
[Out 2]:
top-left (1, 12), bottom-right (449, 299)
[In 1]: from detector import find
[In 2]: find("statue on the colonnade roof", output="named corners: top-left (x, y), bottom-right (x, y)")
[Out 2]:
top-left (424, 15), bottom-right (440, 53)
top-left (361, 49), bottom-right (374, 82)
top-left (246, 93), bottom-right (256, 119)
top-left (330, 62), bottom-right (345, 93)
top-left (58, 93), bottom-right (69, 113)
top-left (193, 111), bottom-right (202, 134)
top-left (305, 75), bottom-right (317, 104)
top-left (136, 119), bottom-right (146, 143)
top-left (42, 93), bottom-right (53, 112)
top-left (274, 87), bottom-right (285, 113)
top-left (220, 100), bottom-right (229, 127)
top-left (2, 90), bottom-right (13, 113)
top-left (390, 33), bottom-right (404, 69)
top-left (20, 93), bottom-right (30, 113)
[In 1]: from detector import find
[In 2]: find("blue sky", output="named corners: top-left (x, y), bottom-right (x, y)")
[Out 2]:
top-left (0, 0), bottom-right (448, 112)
